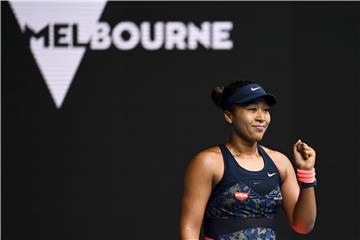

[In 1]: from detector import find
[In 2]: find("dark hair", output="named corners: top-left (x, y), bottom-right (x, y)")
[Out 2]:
top-left (211, 80), bottom-right (256, 111)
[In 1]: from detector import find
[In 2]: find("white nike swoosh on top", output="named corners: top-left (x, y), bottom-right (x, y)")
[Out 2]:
top-left (251, 87), bottom-right (261, 91)
top-left (268, 172), bottom-right (277, 177)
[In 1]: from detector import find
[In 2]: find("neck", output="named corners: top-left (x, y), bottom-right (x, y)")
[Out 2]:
top-left (226, 133), bottom-right (259, 158)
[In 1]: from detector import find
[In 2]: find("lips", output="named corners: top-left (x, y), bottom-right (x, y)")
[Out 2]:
top-left (252, 125), bottom-right (266, 131)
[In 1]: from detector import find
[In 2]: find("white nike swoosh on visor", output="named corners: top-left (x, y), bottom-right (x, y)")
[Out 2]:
top-left (251, 87), bottom-right (261, 91)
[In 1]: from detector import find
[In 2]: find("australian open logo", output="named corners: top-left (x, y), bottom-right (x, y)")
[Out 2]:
top-left (9, 0), bottom-right (234, 108)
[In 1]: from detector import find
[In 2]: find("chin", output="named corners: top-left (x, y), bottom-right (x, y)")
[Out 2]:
top-left (252, 134), bottom-right (264, 142)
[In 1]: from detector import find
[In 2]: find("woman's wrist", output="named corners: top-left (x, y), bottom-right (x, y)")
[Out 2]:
top-left (297, 168), bottom-right (317, 188)
top-left (300, 179), bottom-right (317, 189)
top-left (296, 165), bottom-right (315, 171)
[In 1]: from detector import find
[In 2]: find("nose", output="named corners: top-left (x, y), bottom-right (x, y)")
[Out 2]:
top-left (255, 110), bottom-right (265, 122)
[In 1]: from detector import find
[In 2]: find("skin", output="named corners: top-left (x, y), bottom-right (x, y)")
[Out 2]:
top-left (179, 97), bottom-right (317, 240)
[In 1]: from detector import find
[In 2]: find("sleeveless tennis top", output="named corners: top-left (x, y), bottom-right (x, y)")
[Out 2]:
top-left (203, 143), bottom-right (283, 240)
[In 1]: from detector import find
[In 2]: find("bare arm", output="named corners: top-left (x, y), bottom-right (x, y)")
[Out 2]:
top-left (179, 152), bottom-right (215, 240)
top-left (280, 140), bottom-right (317, 234)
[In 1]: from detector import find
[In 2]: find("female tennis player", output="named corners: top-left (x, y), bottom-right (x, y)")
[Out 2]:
top-left (179, 80), bottom-right (317, 240)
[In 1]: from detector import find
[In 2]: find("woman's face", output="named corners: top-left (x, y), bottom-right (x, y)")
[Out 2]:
top-left (225, 98), bottom-right (271, 143)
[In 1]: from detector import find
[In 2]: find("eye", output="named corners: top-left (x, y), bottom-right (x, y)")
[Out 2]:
top-left (264, 108), bottom-right (270, 112)
top-left (248, 108), bottom-right (257, 112)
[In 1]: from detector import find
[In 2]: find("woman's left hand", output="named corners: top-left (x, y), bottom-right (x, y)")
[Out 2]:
top-left (293, 139), bottom-right (316, 170)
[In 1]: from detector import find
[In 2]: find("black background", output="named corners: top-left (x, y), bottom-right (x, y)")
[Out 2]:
top-left (2, 2), bottom-right (360, 240)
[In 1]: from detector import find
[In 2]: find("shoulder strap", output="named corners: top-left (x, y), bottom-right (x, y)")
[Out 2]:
top-left (217, 144), bottom-right (229, 177)
top-left (257, 145), bottom-right (281, 183)
top-left (207, 144), bottom-right (237, 194)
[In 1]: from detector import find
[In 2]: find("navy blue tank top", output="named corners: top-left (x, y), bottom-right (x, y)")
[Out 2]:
top-left (203, 143), bottom-right (283, 240)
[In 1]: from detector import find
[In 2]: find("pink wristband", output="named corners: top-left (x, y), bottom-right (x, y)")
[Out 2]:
top-left (297, 168), bottom-right (316, 183)
top-left (298, 177), bottom-right (316, 183)
top-left (297, 172), bottom-right (316, 178)
top-left (297, 168), bottom-right (315, 174)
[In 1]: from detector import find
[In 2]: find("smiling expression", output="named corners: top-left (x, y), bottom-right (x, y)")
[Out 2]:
top-left (225, 97), bottom-right (271, 143)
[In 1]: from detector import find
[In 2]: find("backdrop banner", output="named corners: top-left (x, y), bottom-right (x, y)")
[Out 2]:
top-left (2, 1), bottom-right (360, 240)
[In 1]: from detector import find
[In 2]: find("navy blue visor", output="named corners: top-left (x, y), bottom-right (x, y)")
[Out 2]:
top-left (221, 83), bottom-right (277, 110)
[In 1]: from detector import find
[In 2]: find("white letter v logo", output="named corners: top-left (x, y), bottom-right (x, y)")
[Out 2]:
top-left (8, 1), bottom-right (107, 108)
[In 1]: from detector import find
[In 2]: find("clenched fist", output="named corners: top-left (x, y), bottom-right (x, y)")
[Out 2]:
top-left (293, 139), bottom-right (316, 170)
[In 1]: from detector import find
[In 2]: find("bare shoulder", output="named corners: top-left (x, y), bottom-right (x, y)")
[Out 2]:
top-left (187, 146), bottom-right (223, 186)
top-left (190, 146), bottom-right (222, 169)
top-left (260, 145), bottom-right (291, 164)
